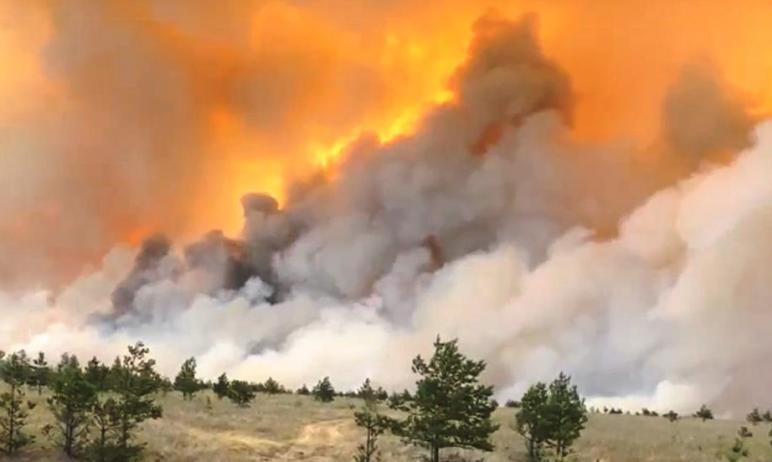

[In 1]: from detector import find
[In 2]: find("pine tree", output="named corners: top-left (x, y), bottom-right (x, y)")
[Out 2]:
top-left (746, 408), bottom-right (763, 425)
top-left (516, 373), bottom-right (588, 461)
top-left (390, 337), bottom-right (499, 462)
top-left (31, 351), bottom-right (50, 395)
top-left (0, 351), bottom-right (34, 455)
top-left (85, 356), bottom-right (110, 392)
top-left (296, 384), bottom-right (310, 396)
top-left (86, 397), bottom-right (123, 462)
top-left (545, 373), bottom-right (588, 460)
top-left (47, 360), bottom-right (97, 457)
top-left (516, 382), bottom-right (549, 461)
top-left (227, 380), bottom-right (255, 408)
top-left (262, 377), bottom-right (285, 394)
top-left (213, 373), bottom-right (230, 400)
top-left (694, 404), bottom-right (714, 421)
top-left (664, 410), bottom-right (679, 422)
top-left (312, 377), bottom-right (336, 403)
top-left (109, 342), bottom-right (163, 461)
top-left (173, 357), bottom-right (200, 401)
top-left (353, 378), bottom-right (389, 462)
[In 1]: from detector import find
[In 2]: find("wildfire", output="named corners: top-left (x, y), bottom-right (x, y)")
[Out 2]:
top-left (3, 0), bottom-right (772, 286)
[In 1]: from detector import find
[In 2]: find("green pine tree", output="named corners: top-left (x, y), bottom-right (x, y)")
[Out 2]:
top-left (85, 396), bottom-right (123, 462)
top-left (516, 382), bottom-right (549, 461)
top-left (108, 342), bottom-right (163, 461)
top-left (694, 404), bottom-right (714, 421)
top-left (213, 373), bottom-right (230, 400)
top-left (516, 373), bottom-right (588, 461)
top-left (85, 356), bottom-right (110, 392)
top-left (353, 378), bottom-right (389, 462)
top-left (227, 380), bottom-right (255, 408)
top-left (312, 377), bottom-right (336, 403)
top-left (47, 360), bottom-right (97, 457)
top-left (173, 357), bottom-right (200, 401)
top-left (262, 377), bottom-right (285, 394)
top-left (390, 337), bottom-right (499, 462)
top-left (31, 351), bottom-right (50, 395)
top-left (0, 351), bottom-right (34, 456)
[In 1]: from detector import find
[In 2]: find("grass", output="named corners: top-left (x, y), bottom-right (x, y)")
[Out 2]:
top-left (6, 389), bottom-right (772, 461)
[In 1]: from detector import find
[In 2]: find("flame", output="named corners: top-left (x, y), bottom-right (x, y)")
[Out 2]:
top-left (3, 0), bottom-right (772, 284)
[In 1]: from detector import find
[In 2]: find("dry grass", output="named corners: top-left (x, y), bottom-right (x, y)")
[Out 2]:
top-left (6, 389), bottom-right (772, 461)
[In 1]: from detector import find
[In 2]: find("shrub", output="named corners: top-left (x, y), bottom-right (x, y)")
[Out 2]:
top-left (664, 410), bottom-right (679, 422)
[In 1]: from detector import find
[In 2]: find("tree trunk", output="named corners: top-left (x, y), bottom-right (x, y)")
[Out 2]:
top-left (431, 444), bottom-right (440, 462)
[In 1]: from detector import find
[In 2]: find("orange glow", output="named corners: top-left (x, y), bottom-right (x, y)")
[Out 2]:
top-left (3, 0), bottom-right (772, 285)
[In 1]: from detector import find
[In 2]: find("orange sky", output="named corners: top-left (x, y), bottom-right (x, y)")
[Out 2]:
top-left (1, 0), bottom-right (772, 286)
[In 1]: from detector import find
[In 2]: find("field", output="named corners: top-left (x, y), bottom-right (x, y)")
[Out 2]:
top-left (7, 390), bottom-right (772, 462)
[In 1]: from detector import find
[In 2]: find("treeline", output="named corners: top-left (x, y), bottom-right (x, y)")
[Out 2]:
top-left (0, 343), bottom-right (161, 461)
top-left (2, 337), bottom-right (762, 462)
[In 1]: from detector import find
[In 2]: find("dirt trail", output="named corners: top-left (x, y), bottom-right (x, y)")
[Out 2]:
top-left (158, 417), bottom-right (354, 461)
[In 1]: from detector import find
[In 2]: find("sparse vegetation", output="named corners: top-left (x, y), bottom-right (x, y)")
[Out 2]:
top-left (0, 338), bottom-right (771, 461)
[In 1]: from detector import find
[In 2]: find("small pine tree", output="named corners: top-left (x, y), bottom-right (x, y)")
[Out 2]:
top-left (390, 337), bottom-right (499, 462)
top-left (213, 373), bottom-right (230, 400)
top-left (84, 356), bottom-right (110, 392)
top-left (0, 351), bottom-right (34, 455)
top-left (47, 362), bottom-right (97, 457)
top-left (109, 342), bottom-right (163, 460)
top-left (516, 373), bottom-right (588, 462)
top-left (86, 397), bottom-right (123, 462)
top-left (174, 357), bottom-right (200, 401)
top-left (664, 410), bottom-right (679, 422)
top-left (31, 352), bottom-right (50, 395)
top-left (762, 410), bottom-right (772, 423)
top-left (694, 404), bottom-right (714, 421)
top-left (228, 380), bottom-right (256, 408)
top-left (312, 377), bottom-right (336, 403)
top-left (516, 382), bottom-right (549, 462)
top-left (262, 377), bottom-right (284, 394)
top-left (746, 408), bottom-right (763, 425)
top-left (353, 383), bottom-right (389, 462)
top-left (723, 427), bottom-right (752, 461)
top-left (296, 384), bottom-right (310, 396)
